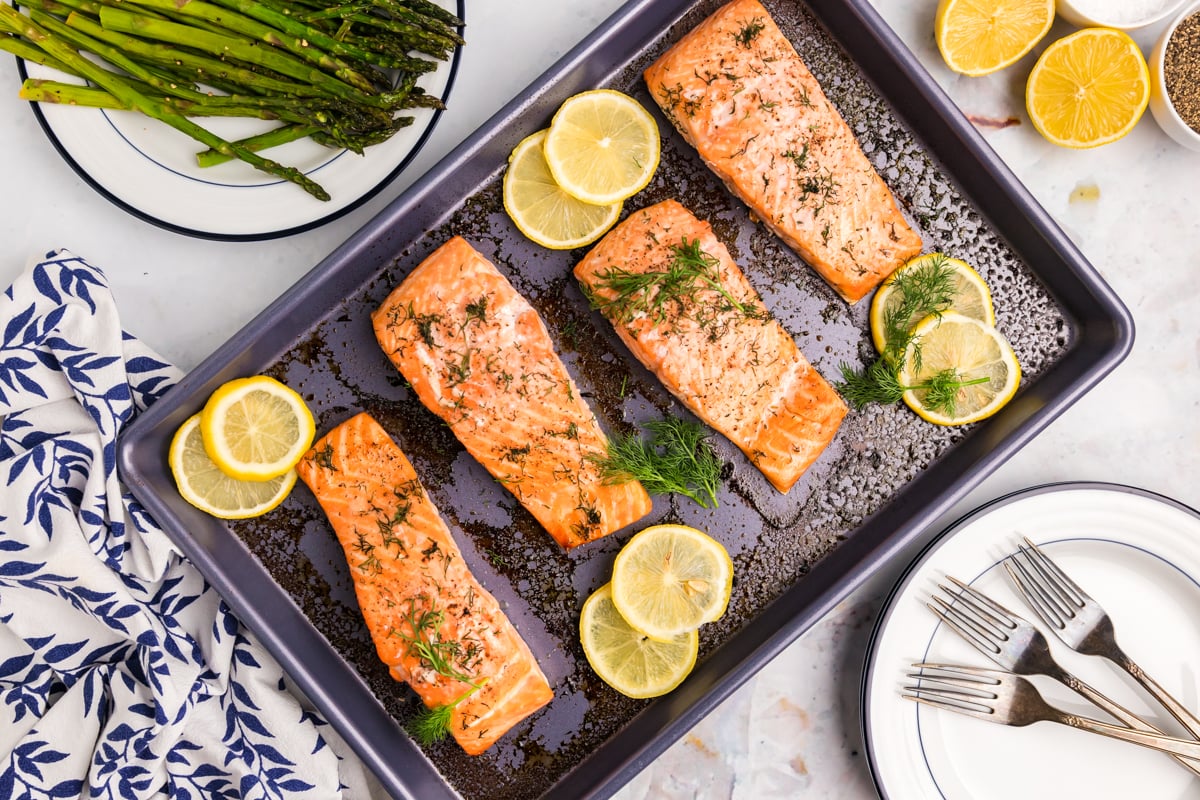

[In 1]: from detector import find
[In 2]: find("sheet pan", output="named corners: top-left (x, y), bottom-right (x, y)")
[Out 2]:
top-left (117, 0), bottom-right (1134, 797)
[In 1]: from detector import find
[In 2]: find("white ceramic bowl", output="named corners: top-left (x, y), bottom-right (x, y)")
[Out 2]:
top-left (1149, 1), bottom-right (1200, 152)
top-left (1056, 0), bottom-right (1186, 29)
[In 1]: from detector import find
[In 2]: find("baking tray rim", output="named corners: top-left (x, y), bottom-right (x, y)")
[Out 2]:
top-left (116, 0), bottom-right (1136, 797)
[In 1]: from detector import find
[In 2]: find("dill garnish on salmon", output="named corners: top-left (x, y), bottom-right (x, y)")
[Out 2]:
top-left (372, 236), bottom-right (652, 549)
top-left (575, 199), bottom-right (846, 494)
top-left (295, 412), bottom-right (553, 755)
top-left (644, 0), bottom-right (922, 303)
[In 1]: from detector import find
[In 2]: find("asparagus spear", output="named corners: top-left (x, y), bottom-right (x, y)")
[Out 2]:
top-left (1, 4), bottom-right (331, 200)
top-left (6, 0), bottom-right (460, 200)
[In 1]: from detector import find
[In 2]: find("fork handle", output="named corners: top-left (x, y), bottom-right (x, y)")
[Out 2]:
top-left (1056, 712), bottom-right (1200, 760)
top-left (1114, 653), bottom-right (1200, 741)
top-left (1059, 673), bottom-right (1200, 774)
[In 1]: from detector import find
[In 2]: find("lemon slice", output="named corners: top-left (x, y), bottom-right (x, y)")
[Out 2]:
top-left (1026, 28), bottom-right (1150, 149)
top-left (503, 129), bottom-right (624, 250)
top-left (199, 375), bottom-right (315, 481)
top-left (543, 89), bottom-right (660, 205)
top-left (170, 414), bottom-right (297, 519)
top-left (934, 0), bottom-right (1054, 77)
top-left (898, 312), bottom-right (1021, 426)
top-left (580, 583), bottom-right (699, 699)
top-left (610, 524), bottom-right (733, 641)
top-left (870, 254), bottom-right (995, 353)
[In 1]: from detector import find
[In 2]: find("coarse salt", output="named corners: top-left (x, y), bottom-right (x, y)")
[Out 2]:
top-left (1066, 0), bottom-right (1176, 24)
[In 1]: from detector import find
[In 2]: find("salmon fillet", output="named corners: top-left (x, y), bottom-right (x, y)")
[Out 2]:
top-left (643, 0), bottom-right (922, 303)
top-left (574, 199), bottom-right (846, 493)
top-left (372, 236), bottom-right (652, 549)
top-left (295, 412), bottom-right (553, 756)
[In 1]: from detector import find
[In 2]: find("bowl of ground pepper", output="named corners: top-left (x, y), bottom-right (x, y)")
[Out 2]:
top-left (1150, 1), bottom-right (1200, 151)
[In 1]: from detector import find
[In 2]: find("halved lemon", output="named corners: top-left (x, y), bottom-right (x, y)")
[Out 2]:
top-left (199, 375), bottom-right (315, 481)
top-left (870, 254), bottom-right (995, 353)
top-left (580, 583), bottom-right (699, 699)
top-left (503, 129), bottom-right (624, 250)
top-left (1026, 28), bottom-right (1150, 149)
top-left (934, 0), bottom-right (1054, 77)
top-left (543, 89), bottom-right (660, 205)
top-left (610, 524), bottom-right (733, 641)
top-left (169, 414), bottom-right (297, 519)
top-left (898, 312), bottom-right (1021, 426)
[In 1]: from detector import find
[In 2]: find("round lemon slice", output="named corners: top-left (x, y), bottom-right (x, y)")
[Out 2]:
top-left (898, 312), bottom-right (1021, 426)
top-left (610, 524), bottom-right (733, 641)
top-left (543, 89), bottom-right (660, 205)
top-left (199, 375), bottom-right (315, 481)
top-left (934, 0), bottom-right (1054, 77)
top-left (870, 253), bottom-right (995, 353)
top-left (1026, 28), bottom-right (1150, 149)
top-left (580, 583), bottom-right (699, 699)
top-left (503, 129), bottom-right (624, 250)
top-left (169, 414), bottom-right (297, 519)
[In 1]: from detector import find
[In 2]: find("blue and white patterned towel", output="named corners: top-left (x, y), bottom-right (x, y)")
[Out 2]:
top-left (0, 251), bottom-right (372, 799)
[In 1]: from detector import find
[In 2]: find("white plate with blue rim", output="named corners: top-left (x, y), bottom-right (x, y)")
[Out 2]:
top-left (862, 482), bottom-right (1200, 800)
top-left (14, 0), bottom-right (462, 241)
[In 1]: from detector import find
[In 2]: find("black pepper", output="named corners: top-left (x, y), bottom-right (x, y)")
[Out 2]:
top-left (1165, 11), bottom-right (1200, 133)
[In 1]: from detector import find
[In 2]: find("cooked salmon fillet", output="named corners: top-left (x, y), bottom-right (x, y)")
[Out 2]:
top-left (372, 236), bottom-right (652, 549)
top-left (296, 412), bottom-right (553, 756)
top-left (643, 0), bottom-right (922, 303)
top-left (574, 199), bottom-right (846, 493)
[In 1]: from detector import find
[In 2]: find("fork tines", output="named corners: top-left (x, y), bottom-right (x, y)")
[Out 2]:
top-left (926, 576), bottom-right (1019, 656)
top-left (903, 663), bottom-right (1002, 714)
top-left (1005, 536), bottom-right (1087, 629)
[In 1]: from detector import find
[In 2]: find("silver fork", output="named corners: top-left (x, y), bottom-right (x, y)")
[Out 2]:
top-left (1006, 536), bottom-right (1200, 740)
top-left (930, 575), bottom-right (1200, 774)
top-left (905, 663), bottom-right (1200, 761)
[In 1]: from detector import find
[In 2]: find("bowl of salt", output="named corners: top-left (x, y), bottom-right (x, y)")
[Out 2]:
top-left (1056, 0), bottom-right (1186, 29)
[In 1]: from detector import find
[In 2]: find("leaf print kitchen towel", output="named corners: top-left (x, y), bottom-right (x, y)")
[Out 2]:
top-left (0, 250), bottom-right (373, 799)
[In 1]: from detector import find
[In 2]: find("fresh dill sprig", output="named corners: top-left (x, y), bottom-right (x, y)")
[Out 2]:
top-left (586, 238), bottom-right (766, 330)
top-left (590, 416), bottom-right (722, 508)
top-left (395, 598), bottom-right (487, 746)
top-left (836, 254), bottom-right (990, 417)
top-left (879, 254), bottom-right (956, 357)
top-left (407, 680), bottom-right (488, 746)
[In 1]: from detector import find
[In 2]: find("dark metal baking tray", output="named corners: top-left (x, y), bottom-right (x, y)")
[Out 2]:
top-left (117, 0), bottom-right (1134, 798)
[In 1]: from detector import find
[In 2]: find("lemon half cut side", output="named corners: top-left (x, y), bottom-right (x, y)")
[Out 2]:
top-left (1026, 28), bottom-right (1150, 149)
top-left (935, 0), bottom-right (1054, 77)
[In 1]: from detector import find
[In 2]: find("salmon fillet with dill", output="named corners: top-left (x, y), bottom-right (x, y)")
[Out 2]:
top-left (372, 236), bottom-right (652, 548)
top-left (295, 412), bottom-right (553, 755)
top-left (644, 0), bottom-right (922, 303)
top-left (574, 199), bottom-right (847, 493)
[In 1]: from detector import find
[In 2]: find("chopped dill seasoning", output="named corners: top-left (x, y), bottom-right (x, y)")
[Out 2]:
top-left (734, 17), bottom-right (766, 47)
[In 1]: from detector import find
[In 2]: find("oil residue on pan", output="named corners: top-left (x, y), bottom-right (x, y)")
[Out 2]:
top-left (233, 0), bottom-right (1068, 797)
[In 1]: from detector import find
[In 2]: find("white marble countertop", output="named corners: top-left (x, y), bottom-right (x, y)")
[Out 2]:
top-left (3, 1), bottom-right (1200, 797)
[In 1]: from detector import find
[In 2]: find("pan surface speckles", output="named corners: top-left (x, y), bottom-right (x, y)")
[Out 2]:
top-left (230, 1), bottom-right (1066, 797)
